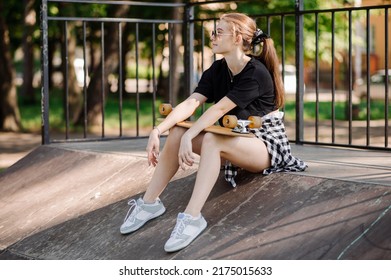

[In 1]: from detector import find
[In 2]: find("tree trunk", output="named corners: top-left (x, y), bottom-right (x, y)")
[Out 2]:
top-left (0, 2), bottom-right (22, 131)
top-left (61, 21), bottom-right (83, 124)
top-left (76, 5), bottom-right (130, 127)
top-left (21, 0), bottom-right (36, 103)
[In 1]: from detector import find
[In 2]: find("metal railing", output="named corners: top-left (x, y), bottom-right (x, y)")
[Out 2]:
top-left (41, 0), bottom-right (187, 143)
top-left (41, 0), bottom-right (390, 151)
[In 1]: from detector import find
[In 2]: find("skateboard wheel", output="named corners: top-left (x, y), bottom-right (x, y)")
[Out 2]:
top-left (159, 103), bottom-right (172, 116)
top-left (223, 115), bottom-right (238, 129)
top-left (248, 116), bottom-right (262, 128)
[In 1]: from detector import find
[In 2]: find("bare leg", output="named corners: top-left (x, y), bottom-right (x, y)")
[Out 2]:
top-left (184, 132), bottom-right (271, 216)
top-left (143, 126), bottom-right (204, 203)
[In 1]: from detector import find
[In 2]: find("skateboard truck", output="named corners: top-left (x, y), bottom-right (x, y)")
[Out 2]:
top-left (231, 120), bottom-right (252, 134)
top-left (223, 115), bottom-right (262, 134)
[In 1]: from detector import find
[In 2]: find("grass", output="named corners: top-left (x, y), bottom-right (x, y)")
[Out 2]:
top-left (284, 100), bottom-right (391, 121)
top-left (18, 88), bottom-right (391, 134)
top-left (18, 89), bottom-right (161, 134)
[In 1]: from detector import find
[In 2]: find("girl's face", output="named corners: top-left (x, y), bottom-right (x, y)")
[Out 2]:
top-left (210, 20), bottom-right (236, 55)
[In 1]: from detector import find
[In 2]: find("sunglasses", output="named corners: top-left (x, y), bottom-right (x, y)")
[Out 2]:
top-left (210, 30), bottom-right (234, 39)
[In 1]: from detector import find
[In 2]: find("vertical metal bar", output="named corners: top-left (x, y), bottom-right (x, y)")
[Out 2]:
top-left (201, 21), bottom-right (205, 113)
top-left (188, 7), bottom-right (194, 97)
top-left (118, 22), bottom-right (123, 137)
top-left (184, 4), bottom-right (194, 99)
top-left (136, 22), bottom-right (140, 136)
top-left (366, 9), bottom-right (371, 146)
top-left (64, 21), bottom-right (69, 140)
top-left (281, 15), bottom-right (285, 114)
top-left (41, 0), bottom-right (50, 144)
top-left (168, 25), bottom-right (173, 104)
top-left (385, 7), bottom-right (389, 147)
top-left (101, 22), bottom-right (105, 138)
top-left (331, 11), bottom-right (336, 144)
top-left (348, 10), bottom-right (353, 145)
top-left (295, 0), bottom-right (304, 144)
top-left (213, 19), bottom-right (217, 61)
top-left (201, 21), bottom-right (205, 73)
top-left (82, 21), bottom-right (87, 138)
top-left (315, 13), bottom-right (319, 143)
top-left (281, 15), bottom-right (285, 80)
top-left (152, 23), bottom-right (157, 128)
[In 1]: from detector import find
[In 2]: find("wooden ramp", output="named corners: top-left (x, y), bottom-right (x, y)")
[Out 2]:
top-left (0, 142), bottom-right (390, 260)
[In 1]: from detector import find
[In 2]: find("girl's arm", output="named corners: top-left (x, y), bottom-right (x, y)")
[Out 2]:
top-left (155, 92), bottom-right (208, 135)
top-left (184, 96), bottom-right (236, 139)
top-left (146, 92), bottom-right (207, 166)
top-left (178, 96), bottom-right (237, 169)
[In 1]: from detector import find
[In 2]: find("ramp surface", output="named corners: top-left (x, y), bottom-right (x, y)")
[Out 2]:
top-left (0, 140), bottom-right (390, 260)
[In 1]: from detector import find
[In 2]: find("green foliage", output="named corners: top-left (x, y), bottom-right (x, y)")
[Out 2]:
top-left (18, 87), bottom-right (161, 133)
top-left (285, 99), bottom-right (391, 121)
top-left (5, 0), bottom-right (387, 136)
top-left (18, 87), bottom-right (391, 134)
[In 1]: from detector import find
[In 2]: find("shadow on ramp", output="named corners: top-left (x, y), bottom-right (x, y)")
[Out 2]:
top-left (0, 144), bottom-right (195, 255)
top-left (4, 170), bottom-right (391, 260)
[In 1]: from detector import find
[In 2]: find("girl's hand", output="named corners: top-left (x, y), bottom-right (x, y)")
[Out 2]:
top-left (146, 129), bottom-right (160, 167)
top-left (178, 133), bottom-right (195, 170)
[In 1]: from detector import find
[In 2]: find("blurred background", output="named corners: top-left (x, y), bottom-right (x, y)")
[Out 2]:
top-left (1, 0), bottom-right (390, 169)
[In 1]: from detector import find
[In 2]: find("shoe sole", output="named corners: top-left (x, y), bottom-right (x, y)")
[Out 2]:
top-left (164, 220), bottom-right (207, 253)
top-left (120, 207), bottom-right (166, 235)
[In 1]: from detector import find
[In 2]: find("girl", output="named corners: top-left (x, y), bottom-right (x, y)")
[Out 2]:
top-left (120, 12), bottom-right (307, 253)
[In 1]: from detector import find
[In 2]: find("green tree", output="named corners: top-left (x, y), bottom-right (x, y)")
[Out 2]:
top-left (22, 0), bottom-right (37, 103)
top-left (0, 0), bottom-right (22, 131)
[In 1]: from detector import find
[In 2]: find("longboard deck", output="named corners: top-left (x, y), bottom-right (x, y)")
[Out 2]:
top-left (176, 121), bottom-right (255, 138)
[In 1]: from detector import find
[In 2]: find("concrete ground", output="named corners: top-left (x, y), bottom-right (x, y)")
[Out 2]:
top-left (0, 135), bottom-right (390, 260)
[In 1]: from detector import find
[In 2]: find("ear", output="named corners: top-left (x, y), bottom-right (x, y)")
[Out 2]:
top-left (235, 34), bottom-right (242, 45)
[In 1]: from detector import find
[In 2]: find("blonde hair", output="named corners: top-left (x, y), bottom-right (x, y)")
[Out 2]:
top-left (220, 13), bottom-right (285, 108)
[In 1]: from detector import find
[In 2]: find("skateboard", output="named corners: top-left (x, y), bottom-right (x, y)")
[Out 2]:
top-left (158, 104), bottom-right (262, 138)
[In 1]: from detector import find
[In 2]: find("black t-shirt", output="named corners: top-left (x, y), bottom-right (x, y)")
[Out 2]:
top-left (194, 56), bottom-right (276, 124)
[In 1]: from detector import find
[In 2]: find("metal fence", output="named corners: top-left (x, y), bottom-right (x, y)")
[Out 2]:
top-left (40, 0), bottom-right (390, 151)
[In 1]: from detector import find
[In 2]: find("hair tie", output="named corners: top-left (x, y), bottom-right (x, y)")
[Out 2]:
top-left (251, 28), bottom-right (270, 45)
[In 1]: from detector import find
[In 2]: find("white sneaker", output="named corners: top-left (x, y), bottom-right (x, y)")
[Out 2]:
top-left (164, 212), bottom-right (207, 252)
top-left (120, 197), bottom-right (166, 234)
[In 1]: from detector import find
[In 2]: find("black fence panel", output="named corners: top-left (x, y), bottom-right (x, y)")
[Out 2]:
top-left (41, 0), bottom-right (390, 151)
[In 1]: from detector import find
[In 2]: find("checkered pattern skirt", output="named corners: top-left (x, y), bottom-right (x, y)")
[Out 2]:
top-left (224, 111), bottom-right (308, 187)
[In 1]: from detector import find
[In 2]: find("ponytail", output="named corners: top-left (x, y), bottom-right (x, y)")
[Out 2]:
top-left (257, 38), bottom-right (285, 109)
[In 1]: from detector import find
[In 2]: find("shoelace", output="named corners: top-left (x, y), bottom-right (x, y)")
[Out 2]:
top-left (123, 199), bottom-right (141, 223)
top-left (170, 217), bottom-right (188, 238)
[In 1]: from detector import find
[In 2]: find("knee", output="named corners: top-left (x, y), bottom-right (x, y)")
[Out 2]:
top-left (168, 126), bottom-right (186, 138)
top-left (201, 132), bottom-right (220, 149)
top-left (164, 126), bottom-right (186, 147)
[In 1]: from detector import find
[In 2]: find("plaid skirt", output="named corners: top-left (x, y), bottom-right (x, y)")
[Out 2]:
top-left (224, 111), bottom-right (308, 187)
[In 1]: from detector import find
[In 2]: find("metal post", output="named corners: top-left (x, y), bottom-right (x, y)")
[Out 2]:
top-left (168, 25), bottom-right (173, 104)
top-left (101, 22), bottom-right (105, 138)
top-left (119, 22), bottom-right (123, 137)
top-left (64, 21), bottom-right (69, 140)
top-left (82, 21), bottom-right (87, 138)
top-left (135, 22), bottom-right (140, 136)
top-left (315, 13), bottom-right (319, 143)
top-left (385, 7), bottom-right (389, 148)
top-left (366, 9), bottom-right (371, 146)
top-left (295, 0), bottom-right (304, 144)
top-left (152, 23), bottom-right (157, 128)
top-left (331, 12), bottom-right (336, 144)
top-left (348, 10), bottom-right (353, 145)
top-left (40, 0), bottom-right (50, 144)
top-left (184, 4), bottom-right (194, 97)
